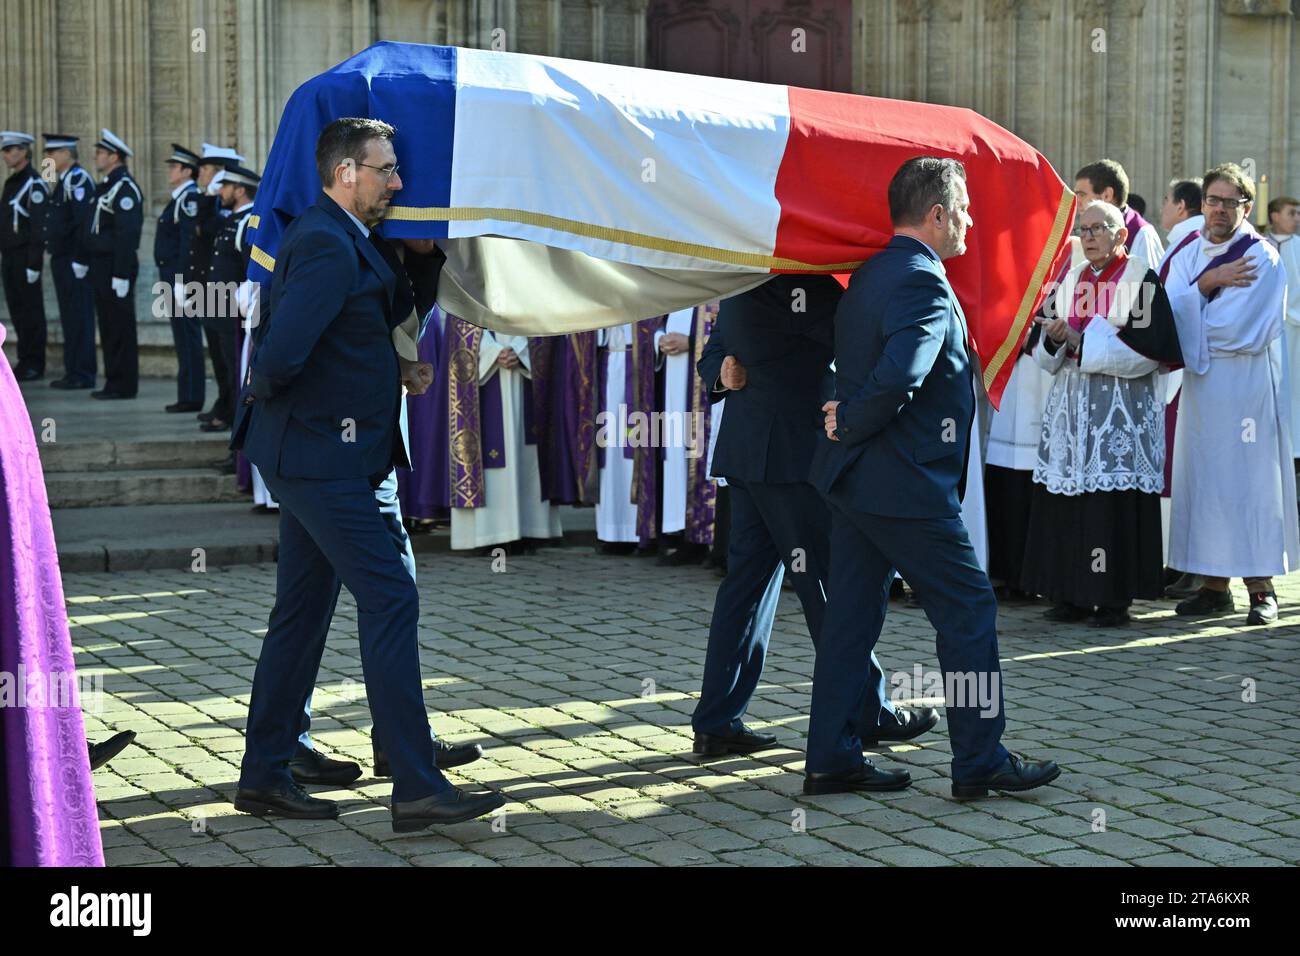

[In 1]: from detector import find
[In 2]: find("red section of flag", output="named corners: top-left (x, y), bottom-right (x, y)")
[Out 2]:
top-left (772, 85), bottom-right (1074, 407)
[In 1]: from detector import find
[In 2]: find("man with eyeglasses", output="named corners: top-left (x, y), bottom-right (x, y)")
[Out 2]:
top-left (231, 117), bottom-right (505, 829)
top-left (1075, 159), bottom-right (1164, 269)
top-left (1163, 163), bottom-right (1297, 626)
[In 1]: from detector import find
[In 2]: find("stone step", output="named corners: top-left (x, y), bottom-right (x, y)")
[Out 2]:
top-left (5, 315), bottom-right (187, 378)
top-left (38, 435), bottom-right (232, 474)
top-left (52, 502), bottom-right (281, 572)
top-left (45, 467), bottom-right (244, 509)
top-left (52, 502), bottom-right (599, 572)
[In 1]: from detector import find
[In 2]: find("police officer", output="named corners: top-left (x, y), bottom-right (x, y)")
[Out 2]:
top-left (184, 143), bottom-right (243, 425)
top-left (155, 143), bottom-right (203, 412)
top-left (85, 129), bottom-right (143, 400)
top-left (42, 133), bottom-right (97, 389)
top-left (1, 131), bottom-right (49, 381)
top-left (203, 163), bottom-right (259, 434)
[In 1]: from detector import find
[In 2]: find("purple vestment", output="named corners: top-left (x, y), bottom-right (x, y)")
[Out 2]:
top-left (0, 324), bottom-right (104, 866)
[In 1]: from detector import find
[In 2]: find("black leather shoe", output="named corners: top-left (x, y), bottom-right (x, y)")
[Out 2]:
top-left (952, 752), bottom-right (1061, 800)
top-left (373, 739), bottom-right (484, 777)
top-left (1176, 587), bottom-right (1234, 616)
top-left (1044, 602), bottom-right (1091, 622)
top-left (693, 725), bottom-right (779, 756)
top-left (88, 730), bottom-right (136, 771)
top-left (391, 787), bottom-right (506, 831)
top-left (863, 706), bottom-right (940, 746)
top-left (49, 377), bottom-right (71, 389)
top-left (804, 761), bottom-right (912, 794)
top-left (1164, 571), bottom-right (1204, 599)
top-left (17, 367), bottom-right (42, 382)
top-left (234, 782), bottom-right (339, 819)
top-left (197, 409), bottom-right (216, 422)
top-left (165, 401), bottom-right (203, 413)
top-left (289, 744), bottom-right (362, 786)
top-left (1246, 591), bottom-right (1279, 625)
top-left (90, 390), bottom-right (132, 400)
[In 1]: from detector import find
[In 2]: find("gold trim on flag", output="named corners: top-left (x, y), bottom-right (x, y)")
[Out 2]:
top-left (385, 204), bottom-right (865, 272)
top-left (250, 244), bottom-right (276, 272)
top-left (982, 183), bottom-right (1075, 394)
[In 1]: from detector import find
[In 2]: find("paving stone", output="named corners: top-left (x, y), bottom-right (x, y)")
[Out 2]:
top-left (66, 548), bottom-right (1299, 869)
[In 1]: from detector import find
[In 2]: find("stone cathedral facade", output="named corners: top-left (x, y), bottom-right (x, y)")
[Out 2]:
top-left (1, 0), bottom-right (1296, 247)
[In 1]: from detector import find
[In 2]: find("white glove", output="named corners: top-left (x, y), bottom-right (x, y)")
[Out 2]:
top-left (111, 277), bottom-right (129, 298)
top-left (206, 171), bottom-right (224, 196)
top-left (71, 261), bottom-right (89, 279)
top-left (25, 269), bottom-right (39, 284)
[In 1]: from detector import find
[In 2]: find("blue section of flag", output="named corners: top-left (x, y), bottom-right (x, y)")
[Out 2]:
top-left (248, 41), bottom-right (458, 281)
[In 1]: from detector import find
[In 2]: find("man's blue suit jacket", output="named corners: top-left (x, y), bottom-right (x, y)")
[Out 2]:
top-left (232, 192), bottom-right (411, 482)
top-left (810, 235), bottom-right (975, 519)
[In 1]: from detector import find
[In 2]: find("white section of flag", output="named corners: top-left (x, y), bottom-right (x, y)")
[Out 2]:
top-left (449, 47), bottom-right (791, 273)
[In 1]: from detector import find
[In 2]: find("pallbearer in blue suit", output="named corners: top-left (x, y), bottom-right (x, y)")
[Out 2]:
top-left (231, 118), bottom-right (504, 829)
top-left (691, 275), bottom-right (939, 759)
top-left (806, 157), bottom-right (1061, 799)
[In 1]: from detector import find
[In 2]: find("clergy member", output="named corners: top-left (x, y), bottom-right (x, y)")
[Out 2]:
top-left (595, 317), bottom-right (664, 553)
top-left (1165, 163), bottom-right (1298, 625)
top-left (658, 304), bottom-right (717, 566)
top-left (1157, 177), bottom-right (1206, 599)
top-left (1265, 196), bottom-right (1300, 473)
top-left (1075, 159), bottom-right (1164, 267)
top-left (442, 317), bottom-right (562, 552)
top-left (1021, 201), bottom-right (1182, 627)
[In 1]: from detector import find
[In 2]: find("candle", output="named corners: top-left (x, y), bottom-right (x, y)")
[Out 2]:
top-left (1257, 174), bottom-right (1269, 227)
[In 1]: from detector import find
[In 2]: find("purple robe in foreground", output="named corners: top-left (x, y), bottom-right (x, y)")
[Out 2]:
top-left (532, 333), bottom-right (598, 505)
top-left (631, 317), bottom-right (664, 546)
top-left (0, 324), bottom-right (104, 866)
top-left (396, 309), bottom-right (448, 521)
top-left (683, 305), bottom-right (718, 545)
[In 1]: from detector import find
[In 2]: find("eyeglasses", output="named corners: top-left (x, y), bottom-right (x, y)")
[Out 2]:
top-left (1204, 195), bottom-right (1248, 210)
top-left (1072, 224), bottom-right (1117, 238)
top-left (357, 162), bottom-right (400, 182)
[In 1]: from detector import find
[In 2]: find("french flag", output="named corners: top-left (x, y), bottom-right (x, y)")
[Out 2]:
top-left (249, 41), bottom-right (1073, 405)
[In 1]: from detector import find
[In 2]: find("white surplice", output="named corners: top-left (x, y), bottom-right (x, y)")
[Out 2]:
top-left (237, 284), bottom-right (278, 510)
top-left (962, 406), bottom-right (989, 573)
top-left (988, 352), bottom-right (1053, 473)
top-left (596, 323), bottom-right (639, 542)
top-left (450, 332), bottom-right (562, 549)
top-left (661, 307), bottom-right (696, 534)
top-left (1031, 255), bottom-right (1165, 495)
top-left (1128, 219), bottom-right (1165, 269)
top-left (1165, 222), bottom-right (1299, 577)
top-left (1266, 231), bottom-right (1300, 451)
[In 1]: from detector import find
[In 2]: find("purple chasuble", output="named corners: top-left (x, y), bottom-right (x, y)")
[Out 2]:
top-left (0, 324), bottom-right (104, 866)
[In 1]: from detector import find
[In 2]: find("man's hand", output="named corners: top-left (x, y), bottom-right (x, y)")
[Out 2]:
top-left (823, 400), bottom-right (840, 441)
top-left (71, 261), bottom-right (88, 279)
top-left (1044, 317), bottom-right (1081, 352)
top-left (399, 358), bottom-right (434, 396)
top-left (497, 347), bottom-right (522, 370)
top-left (719, 355), bottom-right (747, 390)
top-left (111, 277), bottom-right (129, 298)
top-left (659, 331), bottom-right (689, 355)
top-left (1198, 257), bottom-right (1257, 297)
top-left (25, 268), bottom-right (39, 284)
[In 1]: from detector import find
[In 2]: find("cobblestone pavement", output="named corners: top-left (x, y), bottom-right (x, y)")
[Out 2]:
top-left (71, 541), bottom-right (1300, 867)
